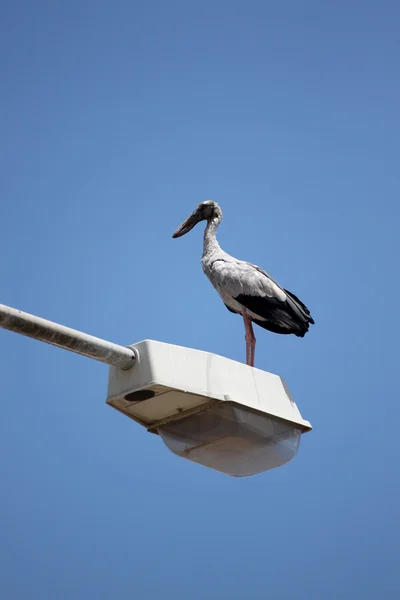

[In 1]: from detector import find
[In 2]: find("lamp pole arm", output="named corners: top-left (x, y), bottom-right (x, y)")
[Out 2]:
top-left (0, 303), bottom-right (135, 370)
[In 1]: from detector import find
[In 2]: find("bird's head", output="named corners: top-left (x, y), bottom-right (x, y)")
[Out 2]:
top-left (172, 200), bottom-right (222, 238)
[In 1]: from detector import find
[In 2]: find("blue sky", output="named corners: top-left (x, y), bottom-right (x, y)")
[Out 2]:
top-left (1, 1), bottom-right (399, 598)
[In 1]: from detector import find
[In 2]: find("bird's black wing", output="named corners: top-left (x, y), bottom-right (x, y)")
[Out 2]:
top-left (210, 258), bottom-right (314, 337)
top-left (235, 263), bottom-right (314, 337)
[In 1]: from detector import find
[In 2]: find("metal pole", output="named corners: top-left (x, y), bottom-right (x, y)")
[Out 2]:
top-left (0, 304), bottom-right (135, 370)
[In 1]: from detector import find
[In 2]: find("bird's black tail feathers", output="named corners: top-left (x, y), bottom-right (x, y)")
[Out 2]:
top-left (284, 289), bottom-right (315, 325)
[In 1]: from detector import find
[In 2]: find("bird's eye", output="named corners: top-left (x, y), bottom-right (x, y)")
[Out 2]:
top-left (202, 205), bottom-right (214, 219)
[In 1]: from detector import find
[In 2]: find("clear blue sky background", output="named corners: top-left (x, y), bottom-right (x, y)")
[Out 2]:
top-left (1, 1), bottom-right (399, 598)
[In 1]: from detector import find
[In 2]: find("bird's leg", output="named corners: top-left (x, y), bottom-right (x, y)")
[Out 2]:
top-left (250, 325), bottom-right (256, 367)
top-left (242, 311), bottom-right (256, 367)
top-left (245, 334), bottom-right (251, 366)
top-left (242, 312), bottom-right (251, 365)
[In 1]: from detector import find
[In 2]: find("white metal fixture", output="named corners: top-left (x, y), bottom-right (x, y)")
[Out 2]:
top-left (107, 340), bottom-right (311, 477)
top-left (0, 303), bottom-right (312, 478)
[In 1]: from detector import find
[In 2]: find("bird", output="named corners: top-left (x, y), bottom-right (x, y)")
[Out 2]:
top-left (172, 200), bottom-right (314, 367)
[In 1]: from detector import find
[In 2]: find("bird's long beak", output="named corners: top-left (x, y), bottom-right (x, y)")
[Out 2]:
top-left (172, 209), bottom-right (202, 238)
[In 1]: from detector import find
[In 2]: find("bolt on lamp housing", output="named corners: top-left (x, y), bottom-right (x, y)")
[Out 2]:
top-left (106, 340), bottom-right (311, 477)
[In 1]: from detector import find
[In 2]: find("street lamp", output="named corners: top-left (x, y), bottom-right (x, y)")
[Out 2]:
top-left (0, 304), bottom-right (311, 477)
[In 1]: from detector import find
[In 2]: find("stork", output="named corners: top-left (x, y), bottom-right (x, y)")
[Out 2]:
top-left (172, 200), bottom-right (314, 367)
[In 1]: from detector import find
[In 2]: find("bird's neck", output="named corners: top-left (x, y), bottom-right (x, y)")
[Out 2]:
top-left (203, 217), bottom-right (221, 258)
